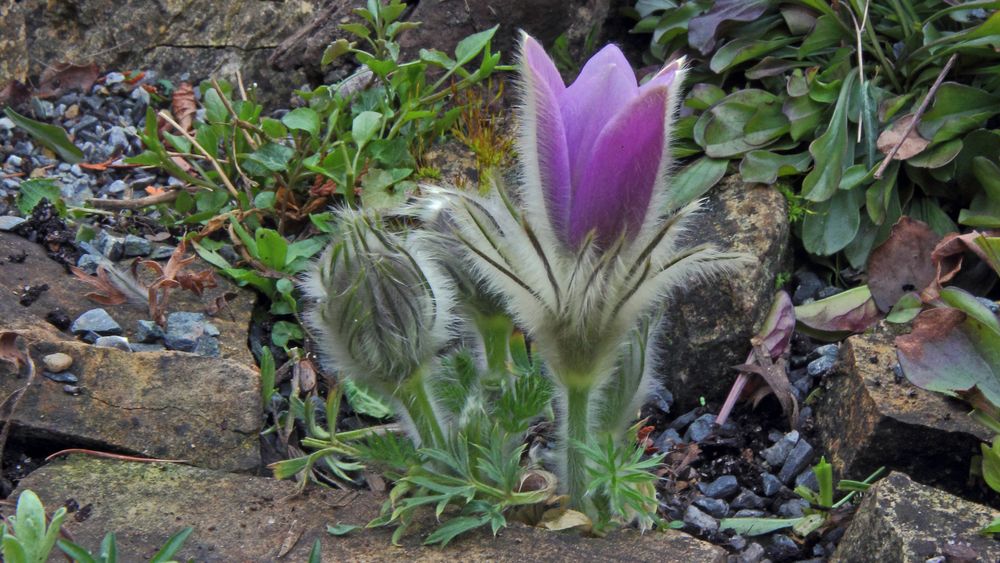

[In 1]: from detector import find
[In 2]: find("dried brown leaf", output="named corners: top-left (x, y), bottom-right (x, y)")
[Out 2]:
top-left (932, 231), bottom-right (1000, 289)
top-left (71, 265), bottom-right (128, 306)
top-left (867, 217), bottom-right (940, 312)
top-left (877, 114), bottom-right (931, 160)
top-left (172, 82), bottom-right (197, 133)
top-left (36, 63), bottom-right (100, 99)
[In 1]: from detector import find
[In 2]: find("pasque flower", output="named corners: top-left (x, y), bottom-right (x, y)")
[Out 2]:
top-left (431, 33), bottom-right (748, 506)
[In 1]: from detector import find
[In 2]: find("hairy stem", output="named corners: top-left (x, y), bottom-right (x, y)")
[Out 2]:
top-left (563, 385), bottom-right (592, 507)
top-left (476, 313), bottom-right (513, 376)
top-left (398, 368), bottom-right (446, 448)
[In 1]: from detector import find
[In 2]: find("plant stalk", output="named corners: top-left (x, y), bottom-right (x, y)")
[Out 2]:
top-left (398, 368), bottom-right (446, 449)
top-left (563, 385), bottom-right (592, 507)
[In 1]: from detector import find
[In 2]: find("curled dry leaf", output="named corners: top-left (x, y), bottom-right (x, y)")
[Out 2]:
top-left (896, 306), bottom-right (1000, 406)
top-left (867, 216), bottom-right (940, 312)
top-left (0, 332), bottom-right (29, 375)
top-left (794, 285), bottom-right (881, 341)
top-left (538, 508), bottom-right (592, 532)
top-left (70, 265), bottom-right (129, 306)
top-left (932, 231), bottom-right (1000, 288)
top-left (36, 63), bottom-right (100, 99)
top-left (877, 114), bottom-right (931, 160)
top-left (171, 82), bottom-right (197, 133)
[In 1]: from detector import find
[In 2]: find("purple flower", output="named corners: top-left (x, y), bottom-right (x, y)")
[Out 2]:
top-left (520, 36), bottom-right (685, 248)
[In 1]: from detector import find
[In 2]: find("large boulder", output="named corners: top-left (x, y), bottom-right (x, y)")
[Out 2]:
top-left (0, 0), bottom-right (336, 106)
top-left (15, 455), bottom-right (728, 561)
top-left (814, 327), bottom-right (990, 496)
top-left (0, 340), bottom-right (261, 472)
top-left (833, 471), bottom-right (1000, 563)
top-left (657, 176), bottom-right (791, 411)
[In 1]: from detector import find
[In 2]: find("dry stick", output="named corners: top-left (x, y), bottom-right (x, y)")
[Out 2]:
top-left (45, 448), bottom-right (190, 464)
top-left (158, 111), bottom-right (241, 200)
top-left (874, 53), bottom-right (958, 179)
top-left (86, 189), bottom-right (181, 209)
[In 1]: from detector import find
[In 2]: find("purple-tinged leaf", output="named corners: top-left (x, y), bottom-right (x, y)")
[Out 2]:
top-left (896, 307), bottom-right (1000, 408)
top-left (867, 217), bottom-right (939, 312)
top-left (755, 291), bottom-right (795, 360)
top-left (794, 285), bottom-right (881, 341)
top-left (688, 0), bottom-right (770, 54)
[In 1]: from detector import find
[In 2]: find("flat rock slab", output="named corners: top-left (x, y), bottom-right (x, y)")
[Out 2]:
top-left (833, 471), bottom-right (1000, 562)
top-left (17, 456), bottom-right (726, 562)
top-left (658, 177), bottom-right (791, 409)
top-left (0, 340), bottom-right (260, 472)
top-left (0, 232), bottom-right (256, 367)
top-left (815, 327), bottom-right (989, 494)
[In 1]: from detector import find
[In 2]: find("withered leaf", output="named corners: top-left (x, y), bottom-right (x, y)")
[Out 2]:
top-left (70, 265), bottom-right (128, 306)
top-left (867, 217), bottom-right (939, 312)
top-left (877, 114), bottom-right (931, 160)
top-left (171, 82), bottom-right (197, 133)
top-left (795, 285), bottom-right (881, 340)
top-left (932, 231), bottom-right (1000, 289)
top-left (36, 63), bottom-right (100, 99)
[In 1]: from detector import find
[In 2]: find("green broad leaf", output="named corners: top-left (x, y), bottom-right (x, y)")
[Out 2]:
top-left (802, 73), bottom-right (855, 202)
top-left (16, 178), bottom-right (64, 216)
top-left (270, 455), bottom-right (311, 480)
top-left (203, 87), bottom-right (229, 124)
top-left (352, 111), bottom-right (383, 145)
top-left (368, 138), bottom-right (412, 167)
top-left (795, 285), bottom-right (881, 341)
top-left (792, 513), bottom-right (826, 536)
top-left (261, 117), bottom-right (288, 139)
top-left (693, 89), bottom-right (787, 158)
top-left (254, 228), bottom-right (288, 271)
top-left (327, 523), bottom-right (362, 536)
top-left (342, 378), bottom-right (393, 419)
top-left (271, 320), bottom-right (304, 349)
top-left (423, 515), bottom-right (491, 546)
top-left (454, 25), bottom-right (498, 66)
top-left (802, 186), bottom-right (863, 255)
top-left (322, 38), bottom-right (354, 66)
top-left (907, 139), bottom-right (963, 169)
top-left (668, 156), bottom-right (728, 208)
top-left (260, 346), bottom-right (276, 407)
top-left (982, 439), bottom-right (1000, 493)
top-left (982, 517), bottom-right (1000, 535)
top-left (254, 191), bottom-right (276, 209)
top-left (958, 157), bottom-right (1000, 228)
top-left (149, 527), bottom-right (194, 563)
top-left (739, 151), bottom-right (811, 184)
top-left (282, 107), bottom-right (320, 137)
top-left (797, 14), bottom-right (846, 57)
top-left (361, 169), bottom-right (414, 209)
top-left (782, 95), bottom-right (825, 142)
top-left (286, 237), bottom-right (327, 270)
top-left (419, 48), bottom-right (456, 69)
top-left (918, 83), bottom-right (1000, 143)
top-left (719, 517), bottom-right (803, 536)
top-left (886, 293), bottom-right (923, 324)
top-left (710, 37), bottom-right (795, 74)
top-left (246, 142), bottom-right (294, 172)
top-left (4, 107), bottom-right (84, 163)
top-left (308, 539), bottom-right (323, 563)
top-left (3, 537), bottom-right (28, 563)
top-left (56, 539), bottom-right (98, 563)
top-left (685, 83), bottom-right (726, 111)
top-left (162, 131), bottom-right (191, 153)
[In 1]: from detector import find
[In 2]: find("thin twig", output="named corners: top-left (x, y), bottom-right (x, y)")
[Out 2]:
top-left (158, 111), bottom-right (241, 199)
top-left (874, 53), bottom-right (958, 179)
top-left (86, 189), bottom-right (181, 209)
top-left (45, 449), bottom-right (190, 464)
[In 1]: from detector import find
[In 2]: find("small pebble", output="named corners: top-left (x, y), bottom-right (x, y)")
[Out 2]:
top-left (71, 308), bottom-right (122, 336)
top-left (193, 336), bottom-right (220, 357)
top-left (768, 534), bottom-right (801, 560)
top-left (729, 535), bottom-right (747, 551)
top-left (654, 428), bottom-right (683, 451)
top-left (806, 354), bottom-right (835, 376)
top-left (730, 489), bottom-right (766, 510)
top-left (777, 498), bottom-right (810, 518)
top-left (778, 438), bottom-right (815, 484)
top-left (737, 543), bottom-right (766, 563)
top-left (164, 311), bottom-right (206, 351)
top-left (816, 286), bottom-right (843, 299)
top-left (42, 352), bottom-right (73, 373)
top-left (762, 430), bottom-right (799, 467)
top-left (135, 320), bottom-right (164, 343)
top-left (63, 384), bottom-right (81, 396)
top-left (44, 371), bottom-right (79, 384)
top-left (685, 413), bottom-right (716, 442)
top-left (682, 505), bottom-right (718, 533)
top-left (732, 509), bottom-right (767, 518)
top-left (129, 342), bottom-right (166, 353)
top-left (795, 466), bottom-right (820, 491)
top-left (76, 254), bottom-right (102, 275)
top-left (761, 472), bottom-right (783, 497)
top-left (669, 408), bottom-right (699, 430)
top-left (698, 475), bottom-right (739, 499)
top-left (693, 496), bottom-right (728, 518)
top-left (123, 234), bottom-right (152, 257)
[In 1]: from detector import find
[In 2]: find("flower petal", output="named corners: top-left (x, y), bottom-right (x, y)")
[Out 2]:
top-left (560, 45), bottom-right (638, 192)
top-left (640, 58), bottom-right (683, 94)
top-left (568, 85), bottom-right (670, 246)
top-left (520, 35), bottom-right (573, 244)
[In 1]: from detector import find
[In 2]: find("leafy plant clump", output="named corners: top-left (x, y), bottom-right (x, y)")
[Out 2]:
top-left (629, 0), bottom-right (1000, 267)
